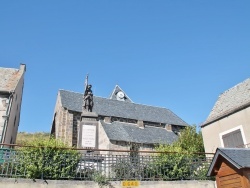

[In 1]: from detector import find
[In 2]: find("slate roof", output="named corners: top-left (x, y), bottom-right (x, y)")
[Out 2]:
top-left (101, 121), bottom-right (178, 144)
top-left (207, 148), bottom-right (250, 176)
top-left (59, 89), bottom-right (188, 126)
top-left (0, 67), bottom-right (19, 92)
top-left (0, 64), bottom-right (26, 93)
top-left (203, 78), bottom-right (250, 126)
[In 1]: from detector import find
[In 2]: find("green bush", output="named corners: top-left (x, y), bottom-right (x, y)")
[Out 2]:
top-left (152, 125), bottom-right (209, 180)
top-left (154, 146), bottom-right (193, 180)
top-left (111, 158), bottom-right (141, 180)
top-left (17, 138), bottom-right (80, 179)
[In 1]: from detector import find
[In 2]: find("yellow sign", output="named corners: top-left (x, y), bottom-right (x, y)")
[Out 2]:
top-left (121, 181), bottom-right (140, 187)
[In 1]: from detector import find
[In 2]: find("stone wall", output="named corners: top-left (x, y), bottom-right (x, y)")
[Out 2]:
top-left (72, 112), bottom-right (81, 146)
top-left (53, 91), bottom-right (82, 147)
top-left (0, 178), bottom-right (216, 188)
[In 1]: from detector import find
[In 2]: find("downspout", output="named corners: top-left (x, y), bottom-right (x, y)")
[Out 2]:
top-left (1, 91), bottom-right (14, 147)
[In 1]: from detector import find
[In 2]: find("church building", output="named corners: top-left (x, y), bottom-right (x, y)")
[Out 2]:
top-left (51, 83), bottom-right (188, 153)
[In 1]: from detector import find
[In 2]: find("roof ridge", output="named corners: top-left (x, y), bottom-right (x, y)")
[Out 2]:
top-left (59, 89), bottom-right (82, 94)
top-left (59, 89), bottom-right (171, 110)
top-left (0, 67), bottom-right (18, 70)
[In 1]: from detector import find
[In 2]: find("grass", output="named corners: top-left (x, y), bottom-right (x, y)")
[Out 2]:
top-left (16, 132), bottom-right (51, 145)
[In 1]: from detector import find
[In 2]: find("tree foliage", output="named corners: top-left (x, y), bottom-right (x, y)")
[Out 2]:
top-left (151, 125), bottom-right (208, 180)
top-left (156, 125), bottom-right (204, 154)
top-left (110, 126), bottom-right (209, 181)
top-left (17, 137), bottom-right (80, 179)
top-left (172, 125), bottom-right (204, 153)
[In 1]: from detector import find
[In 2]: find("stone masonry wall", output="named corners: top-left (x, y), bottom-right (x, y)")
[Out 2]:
top-left (55, 106), bottom-right (73, 146)
top-left (72, 112), bottom-right (81, 147)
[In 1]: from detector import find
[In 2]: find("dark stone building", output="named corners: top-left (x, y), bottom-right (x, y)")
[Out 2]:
top-left (51, 85), bottom-right (188, 153)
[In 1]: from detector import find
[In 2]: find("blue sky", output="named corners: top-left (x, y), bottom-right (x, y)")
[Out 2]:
top-left (0, 1), bottom-right (250, 133)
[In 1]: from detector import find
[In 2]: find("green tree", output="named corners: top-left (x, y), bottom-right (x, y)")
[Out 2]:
top-left (151, 125), bottom-right (208, 180)
top-left (16, 137), bottom-right (80, 179)
top-left (173, 125), bottom-right (204, 153)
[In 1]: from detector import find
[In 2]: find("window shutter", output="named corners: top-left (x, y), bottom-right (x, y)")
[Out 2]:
top-left (222, 129), bottom-right (244, 148)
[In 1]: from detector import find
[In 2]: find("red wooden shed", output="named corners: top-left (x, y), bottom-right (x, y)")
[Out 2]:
top-left (207, 148), bottom-right (250, 188)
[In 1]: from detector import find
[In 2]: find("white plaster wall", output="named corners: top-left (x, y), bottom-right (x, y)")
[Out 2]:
top-left (202, 106), bottom-right (250, 153)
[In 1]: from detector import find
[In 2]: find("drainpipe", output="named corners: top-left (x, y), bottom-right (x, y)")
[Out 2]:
top-left (1, 91), bottom-right (14, 147)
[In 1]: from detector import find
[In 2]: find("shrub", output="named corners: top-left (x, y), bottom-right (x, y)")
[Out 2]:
top-left (17, 137), bottom-right (80, 179)
top-left (152, 125), bottom-right (209, 180)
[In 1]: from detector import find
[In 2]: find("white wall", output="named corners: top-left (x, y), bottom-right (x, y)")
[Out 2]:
top-left (202, 106), bottom-right (250, 153)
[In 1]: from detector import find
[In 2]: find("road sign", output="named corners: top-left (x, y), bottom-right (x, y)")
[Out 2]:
top-left (121, 181), bottom-right (140, 187)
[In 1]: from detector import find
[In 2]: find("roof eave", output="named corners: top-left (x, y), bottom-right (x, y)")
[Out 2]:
top-left (202, 102), bottom-right (250, 128)
top-left (0, 90), bottom-right (14, 94)
top-left (207, 148), bottom-right (242, 176)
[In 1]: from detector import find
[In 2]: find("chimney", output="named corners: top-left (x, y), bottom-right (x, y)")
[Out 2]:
top-left (20, 64), bottom-right (26, 72)
top-left (137, 120), bottom-right (144, 129)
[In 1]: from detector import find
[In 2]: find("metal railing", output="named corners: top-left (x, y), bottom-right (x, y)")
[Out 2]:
top-left (0, 147), bottom-right (214, 181)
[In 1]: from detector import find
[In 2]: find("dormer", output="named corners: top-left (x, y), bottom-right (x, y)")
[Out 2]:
top-left (109, 85), bottom-right (133, 102)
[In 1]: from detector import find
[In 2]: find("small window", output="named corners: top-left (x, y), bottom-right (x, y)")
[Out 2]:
top-left (222, 129), bottom-right (244, 148)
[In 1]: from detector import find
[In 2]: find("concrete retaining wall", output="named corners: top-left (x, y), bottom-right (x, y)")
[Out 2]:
top-left (0, 178), bottom-right (216, 188)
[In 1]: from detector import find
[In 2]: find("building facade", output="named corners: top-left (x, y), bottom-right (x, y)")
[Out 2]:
top-left (0, 64), bottom-right (26, 145)
top-left (51, 85), bottom-right (188, 153)
top-left (201, 78), bottom-right (250, 153)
